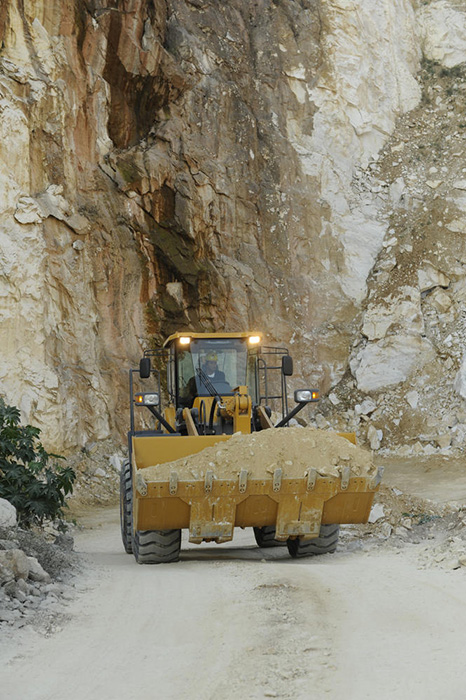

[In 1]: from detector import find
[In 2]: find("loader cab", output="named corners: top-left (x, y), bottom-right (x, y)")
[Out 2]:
top-left (131, 331), bottom-right (315, 440)
top-left (166, 334), bottom-right (260, 409)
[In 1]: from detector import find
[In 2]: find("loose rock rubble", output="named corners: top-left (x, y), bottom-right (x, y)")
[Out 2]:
top-left (0, 501), bottom-right (81, 633)
top-left (416, 531), bottom-right (466, 571)
top-left (342, 484), bottom-right (466, 572)
top-left (0, 441), bottom-right (123, 633)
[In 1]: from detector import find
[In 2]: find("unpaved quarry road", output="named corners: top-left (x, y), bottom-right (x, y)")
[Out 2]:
top-left (2, 497), bottom-right (466, 700)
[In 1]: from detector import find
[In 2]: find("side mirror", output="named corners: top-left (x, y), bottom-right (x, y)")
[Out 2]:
top-left (139, 357), bottom-right (151, 379)
top-left (282, 355), bottom-right (293, 377)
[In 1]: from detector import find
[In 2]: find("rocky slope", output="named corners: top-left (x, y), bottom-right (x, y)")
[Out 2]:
top-left (0, 0), bottom-right (465, 456)
top-left (314, 7), bottom-right (466, 455)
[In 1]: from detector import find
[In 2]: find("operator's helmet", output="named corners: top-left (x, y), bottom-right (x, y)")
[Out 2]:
top-left (205, 351), bottom-right (218, 362)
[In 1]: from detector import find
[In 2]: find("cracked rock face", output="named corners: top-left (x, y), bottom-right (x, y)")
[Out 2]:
top-left (0, 0), bottom-right (465, 454)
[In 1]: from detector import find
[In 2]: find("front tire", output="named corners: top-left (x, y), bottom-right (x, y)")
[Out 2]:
top-left (120, 459), bottom-right (133, 554)
top-left (287, 524), bottom-right (340, 558)
top-left (133, 529), bottom-right (182, 564)
top-left (253, 526), bottom-right (286, 548)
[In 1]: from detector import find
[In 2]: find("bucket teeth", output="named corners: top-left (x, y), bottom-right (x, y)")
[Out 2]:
top-left (306, 468), bottom-right (317, 491)
top-left (238, 469), bottom-right (248, 493)
top-left (204, 470), bottom-right (214, 493)
top-left (169, 471), bottom-right (178, 495)
top-left (340, 466), bottom-right (350, 490)
top-left (371, 465), bottom-right (384, 489)
top-left (135, 472), bottom-right (148, 496)
top-left (273, 467), bottom-right (282, 492)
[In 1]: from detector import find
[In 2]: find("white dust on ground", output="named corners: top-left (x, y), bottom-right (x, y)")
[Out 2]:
top-left (139, 426), bottom-right (376, 482)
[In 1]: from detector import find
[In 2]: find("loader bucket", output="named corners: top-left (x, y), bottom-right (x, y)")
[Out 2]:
top-left (131, 429), bottom-right (382, 544)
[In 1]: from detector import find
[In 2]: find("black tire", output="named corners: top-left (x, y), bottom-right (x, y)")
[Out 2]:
top-left (287, 524), bottom-right (340, 559)
top-left (133, 529), bottom-right (182, 564)
top-left (120, 459), bottom-right (133, 554)
top-left (253, 526), bottom-right (287, 548)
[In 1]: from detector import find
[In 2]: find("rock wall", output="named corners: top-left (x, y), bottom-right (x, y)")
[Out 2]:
top-left (0, 0), bottom-right (465, 455)
top-left (317, 1), bottom-right (466, 454)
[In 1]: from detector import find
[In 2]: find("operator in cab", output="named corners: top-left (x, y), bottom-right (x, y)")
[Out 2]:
top-left (202, 352), bottom-right (226, 383)
top-left (185, 351), bottom-right (229, 405)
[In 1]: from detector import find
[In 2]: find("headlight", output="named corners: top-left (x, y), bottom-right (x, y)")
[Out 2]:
top-left (179, 336), bottom-right (191, 345)
top-left (294, 389), bottom-right (319, 403)
top-left (248, 335), bottom-right (261, 345)
top-left (134, 392), bottom-right (160, 406)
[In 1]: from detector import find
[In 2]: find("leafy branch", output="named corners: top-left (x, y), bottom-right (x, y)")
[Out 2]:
top-left (0, 397), bottom-right (76, 526)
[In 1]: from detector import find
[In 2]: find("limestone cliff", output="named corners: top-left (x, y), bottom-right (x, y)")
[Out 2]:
top-left (0, 0), bottom-right (465, 455)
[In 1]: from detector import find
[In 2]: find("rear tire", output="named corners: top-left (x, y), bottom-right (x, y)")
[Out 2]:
top-left (287, 524), bottom-right (340, 558)
top-left (120, 459), bottom-right (133, 554)
top-left (253, 526), bottom-right (287, 548)
top-left (133, 529), bottom-right (182, 564)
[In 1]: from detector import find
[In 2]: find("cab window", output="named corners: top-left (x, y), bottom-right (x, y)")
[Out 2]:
top-left (176, 338), bottom-right (249, 402)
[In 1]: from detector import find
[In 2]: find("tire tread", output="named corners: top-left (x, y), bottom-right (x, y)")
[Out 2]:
top-left (120, 459), bottom-right (133, 554)
top-left (253, 526), bottom-right (286, 548)
top-left (133, 529), bottom-right (181, 564)
top-left (287, 524), bottom-right (340, 558)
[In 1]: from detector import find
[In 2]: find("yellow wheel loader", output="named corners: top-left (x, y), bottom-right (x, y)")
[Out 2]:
top-left (120, 332), bottom-right (382, 564)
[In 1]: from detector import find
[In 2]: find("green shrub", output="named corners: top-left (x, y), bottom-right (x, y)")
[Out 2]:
top-left (0, 397), bottom-right (76, 526)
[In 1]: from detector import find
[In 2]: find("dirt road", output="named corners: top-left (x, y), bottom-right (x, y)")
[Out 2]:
top-left (2, 485), bottom-right (466, 700)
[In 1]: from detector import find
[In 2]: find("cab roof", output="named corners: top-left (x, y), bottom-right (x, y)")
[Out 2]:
top-left (163, 331), bottom-right (262, 348)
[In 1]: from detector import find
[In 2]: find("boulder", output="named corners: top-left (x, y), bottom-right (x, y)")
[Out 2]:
top-left (429, 289), bottom-right (452, 314)
top-left (454, 357), bottom-right (466, 399)
top-left (362, 286), bottom-right (423, 341)
top-left (0, 561), bottom-right (14, 586)
top-left (110, 454), bottom-right (123, 472)
top-left (0, 609), bottom-right (21, 623)
top-left (417, 1), bottom-right (466, 68)
top-left (351, 336), bottom-right (435, 393)
top-left (26, 556), bottom-right (51, 583)
top-left (406, 390), bottom-right (419, 409)
top-left (367, 425), bottom-right (382, 450)
top-left (446, 219), bottom-right (466, 234)
top-left (435, 434), bottom-right (451, 449)
top-left (0, 498), bottom-right (17, 528)
top-left (0, 549), bottom-right (30, 580)
top-left (417, 263), bottom-right (450, 293)
top-left (356, 398), bottom-right (377, 416)
top-left (368, 503), bottom-right (385, 523)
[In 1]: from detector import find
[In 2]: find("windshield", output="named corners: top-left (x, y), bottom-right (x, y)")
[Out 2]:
top-left (177, 338), bottom-right (248, 400)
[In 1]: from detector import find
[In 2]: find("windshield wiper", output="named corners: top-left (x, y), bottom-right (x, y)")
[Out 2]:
top-left (196, 368), bottom-right (224, 404)
top-left (196, 368), bottom-right (226, 432)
